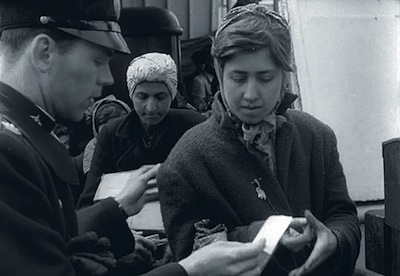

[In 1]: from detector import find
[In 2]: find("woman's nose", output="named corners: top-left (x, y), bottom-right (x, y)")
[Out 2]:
top-left (145, 98), bottom-right (157, 112)
top-left (243, 79), bottom-right (260, 101)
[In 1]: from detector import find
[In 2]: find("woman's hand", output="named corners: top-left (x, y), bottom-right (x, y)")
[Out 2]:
top-left (179, 239), bottom-right (268, 276)
top-left (280, 216), bottom-right (313, 253)
top-left (280, 210), bottom-right (338, 276)
top-left (114, 164), bottom-right (160, 216)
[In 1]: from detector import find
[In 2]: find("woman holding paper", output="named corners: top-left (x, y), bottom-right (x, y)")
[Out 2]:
top-left (77, 53), bottom-right (205, 209)
top-left (157, 4), bottom-right (361, 276)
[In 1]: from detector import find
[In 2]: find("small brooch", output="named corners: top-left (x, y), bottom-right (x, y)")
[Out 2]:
top-left (251, 177), bottom-right (266, 200)
top-left (30, 114), bottom-right (42, 126)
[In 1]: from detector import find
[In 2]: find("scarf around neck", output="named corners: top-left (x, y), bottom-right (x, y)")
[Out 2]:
top-left (220, 93), bottom-right (287, 173)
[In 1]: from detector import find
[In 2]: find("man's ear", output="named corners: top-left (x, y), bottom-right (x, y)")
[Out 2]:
top-left (30, 34), bottom-right (57, 73)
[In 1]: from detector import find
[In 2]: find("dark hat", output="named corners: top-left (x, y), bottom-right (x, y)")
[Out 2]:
top-left (0, 0), bottom-right (130, 54)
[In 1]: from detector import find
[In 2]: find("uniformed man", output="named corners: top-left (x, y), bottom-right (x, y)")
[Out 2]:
top-left (0, 0), bottom-right (268, 275)
top-left (0, 0), bottom-right (161, 275)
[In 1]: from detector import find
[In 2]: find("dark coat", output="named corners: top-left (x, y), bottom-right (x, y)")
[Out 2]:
top-left (78, 108), bottom-right (205, 209)
top-left (0, 82), bottom-right (187, 276)
top-left (157, 92), bottom-right (361, 276)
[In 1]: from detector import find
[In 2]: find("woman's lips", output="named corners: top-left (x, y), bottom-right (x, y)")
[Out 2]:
top-left (243, 105), bottom-right (262, 110)
top-left (144, 113), bottom-right (158, 118)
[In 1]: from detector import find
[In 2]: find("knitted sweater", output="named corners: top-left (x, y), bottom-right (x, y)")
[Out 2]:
top-left (157, 94), bottom-right (361, 275)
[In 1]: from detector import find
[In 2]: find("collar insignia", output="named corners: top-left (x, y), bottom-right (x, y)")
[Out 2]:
top-left (30, 114), bottom-right (42, 126)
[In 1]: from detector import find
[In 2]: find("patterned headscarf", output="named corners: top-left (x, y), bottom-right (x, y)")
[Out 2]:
top-left (212, 4), bottom-right (292, 72)
top-left (211, 4), bottom-right (293, 173)
top-left (126, 52), bottom-right (178, 101)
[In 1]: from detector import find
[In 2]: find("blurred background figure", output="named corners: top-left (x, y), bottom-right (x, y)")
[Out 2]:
top-left (68, 95), bottom-right (131, 204)
top-left (83, 95), bottom-right (131, 177)
top-left (189, 45), bottom-right (219, 113)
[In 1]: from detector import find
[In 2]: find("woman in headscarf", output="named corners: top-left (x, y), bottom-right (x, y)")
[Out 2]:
top-left (83, 95), bottom-right (131, 177)
top-left (157, 5), bottom-right (361, 276)
top-left (77, 52), bottom-right (205, 209)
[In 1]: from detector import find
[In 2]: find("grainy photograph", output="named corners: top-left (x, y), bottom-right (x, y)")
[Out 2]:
top-left (0, 0), bottom-right (397, 275)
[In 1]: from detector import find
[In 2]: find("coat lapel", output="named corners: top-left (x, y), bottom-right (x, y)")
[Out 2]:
top-left (275, 120), bottom-right (295, 198)
top-left (250, 130), bottom-right (294, 216)
top-left (116, 141), bottom-right (150, 170)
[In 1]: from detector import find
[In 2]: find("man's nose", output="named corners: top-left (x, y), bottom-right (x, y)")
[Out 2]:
top-left (99, 65), bottom-right (114, 87)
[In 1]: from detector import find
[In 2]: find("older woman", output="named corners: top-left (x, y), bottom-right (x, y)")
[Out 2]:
top-left (157, 5), bottom-right (361, 276)
top-left (77, 52), bottom-right (205, 209)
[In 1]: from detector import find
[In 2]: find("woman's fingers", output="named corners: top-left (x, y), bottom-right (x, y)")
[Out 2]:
top-left (288, 210), bottom-right (339, 275)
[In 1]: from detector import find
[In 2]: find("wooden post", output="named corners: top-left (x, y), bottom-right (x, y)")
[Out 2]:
top-left (365, 209), bottom-right (385, 274)
top-left (383, 138), bottom-right (400, 275)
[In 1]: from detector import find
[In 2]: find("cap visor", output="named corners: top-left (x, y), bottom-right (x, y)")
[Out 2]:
top-left (58, 27), bottom-right (131, 54)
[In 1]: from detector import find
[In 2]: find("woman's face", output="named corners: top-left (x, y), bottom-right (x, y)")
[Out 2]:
top-left (221, 48), bottom-right (283, 125)
top-left (131, 82), bottom-right (172, 129)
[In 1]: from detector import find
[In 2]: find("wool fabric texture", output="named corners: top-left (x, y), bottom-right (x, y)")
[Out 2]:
top-left (157, 93), bottom-right (361, 275)
top-left (126, 52), bottom-right (178, 101)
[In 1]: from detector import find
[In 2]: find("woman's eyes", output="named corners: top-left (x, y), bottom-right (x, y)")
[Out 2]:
top-left (136, 93), bottom-right (148, 100)
top-left (135, 93), bottom-right (168, 100)
top-left (231, 75), bottom-right (273, 84)
top-left (231, 76), bottom-right (246, 83)
top-left (156, 94), bottom-right (168, 100)
top-left (260, 76), bottom-right (273, 83)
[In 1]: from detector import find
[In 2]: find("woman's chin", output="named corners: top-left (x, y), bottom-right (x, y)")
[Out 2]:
top-left (237, 114), bottom-right (264, 125)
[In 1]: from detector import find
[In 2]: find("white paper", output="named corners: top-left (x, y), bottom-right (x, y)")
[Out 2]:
top-left (253, 215), bottom-right (292, 255)
top-left (127, 201), bottom-right (164, 230)
top-left (94, 170), bottom-right (157, 201)
top-left (93, 170), bottom-right (163, 230)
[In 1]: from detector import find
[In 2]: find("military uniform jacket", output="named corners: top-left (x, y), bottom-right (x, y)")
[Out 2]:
top-left (0, 82), bottom-right (136, 275)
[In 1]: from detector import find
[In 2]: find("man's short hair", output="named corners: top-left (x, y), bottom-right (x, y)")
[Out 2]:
top-left (0, 27), bottom-right (77, 58)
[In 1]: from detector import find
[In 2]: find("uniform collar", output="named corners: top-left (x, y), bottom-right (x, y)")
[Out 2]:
top-left (0, 82), bottom-right (56, 133)
top-left (0, 81), bottom-right (79, 186)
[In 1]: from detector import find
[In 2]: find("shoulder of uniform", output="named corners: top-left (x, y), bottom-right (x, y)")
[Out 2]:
top-left (0, 117), bottom-right (22, 136)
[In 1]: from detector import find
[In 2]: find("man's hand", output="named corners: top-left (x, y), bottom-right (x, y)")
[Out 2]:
top-left (281, 210), bottom-right (339, 276)
top-left (114, 164), bottom-right (160, 216)
top-left (179, 239), bottom-right (268, 276)
top-left (66, 232), bottom-right (116, 276)
top-left (117, 235), bottom-right (157, 267)
top-left (133, 234), bottom-right (157, 264)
